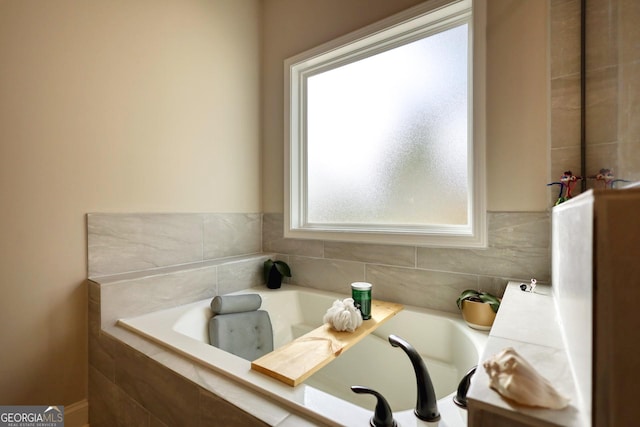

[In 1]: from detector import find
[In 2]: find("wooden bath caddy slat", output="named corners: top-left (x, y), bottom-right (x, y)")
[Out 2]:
top-left (251, 299), bottom-right (403, 386)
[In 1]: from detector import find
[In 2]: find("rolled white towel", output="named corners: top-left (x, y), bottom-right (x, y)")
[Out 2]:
top-left (323, 298), bottom-right (363, 332)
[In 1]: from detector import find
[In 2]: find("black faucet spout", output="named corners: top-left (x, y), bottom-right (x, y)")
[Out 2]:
top-left (388, 334), bottom-right (440, 422)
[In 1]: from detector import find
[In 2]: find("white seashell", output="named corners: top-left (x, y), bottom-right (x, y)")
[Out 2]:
top-left (323, 298), bottom-right (363, 332)
top-left (483, 347), bottom-right (570, 409)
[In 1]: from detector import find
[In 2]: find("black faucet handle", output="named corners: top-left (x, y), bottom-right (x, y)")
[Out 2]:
top-left (453, 365), bottom-right (477, 409)
top-left (351, 386), bottom-right (397, 427)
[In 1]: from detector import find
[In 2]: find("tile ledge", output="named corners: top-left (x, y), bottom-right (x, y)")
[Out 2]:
top-left (467, 281), bottom-right (589, 426)
top-left (89, 253), bottom-right (271, 285)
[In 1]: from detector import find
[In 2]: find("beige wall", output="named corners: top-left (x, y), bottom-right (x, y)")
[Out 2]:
top-left (0, 0), bottom-right (261, 405)
top-left (486, 0), bottom-right (549, 210)
top-left (261, 0), bottom-right (549, 213)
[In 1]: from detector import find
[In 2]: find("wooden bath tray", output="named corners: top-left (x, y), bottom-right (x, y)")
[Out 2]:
top-left (251, 299), bottom-right (403, 386)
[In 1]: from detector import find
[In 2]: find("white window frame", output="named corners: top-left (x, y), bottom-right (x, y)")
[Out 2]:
top-left (284, 0), bottom-right (486, 248)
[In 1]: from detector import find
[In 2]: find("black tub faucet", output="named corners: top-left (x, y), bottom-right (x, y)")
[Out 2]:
top-left (453, 366), bottom-right (477, 409)
top-left (351, 386), bottom-right (397, 427)
top-left (388, 334), bottom-right (440, 422)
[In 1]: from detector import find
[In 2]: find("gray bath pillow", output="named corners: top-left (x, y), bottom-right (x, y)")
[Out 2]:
top-left (208, 310), bottom-right (274, 361)
top-left (210, 294), bottom-right (262, 314)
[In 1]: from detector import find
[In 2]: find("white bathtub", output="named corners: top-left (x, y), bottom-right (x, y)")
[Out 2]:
top-left (118, 284), bottom-right (488, 426)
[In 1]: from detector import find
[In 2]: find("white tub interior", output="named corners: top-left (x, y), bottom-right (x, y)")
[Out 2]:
top-left (119, 285), bottom-right (487, 425)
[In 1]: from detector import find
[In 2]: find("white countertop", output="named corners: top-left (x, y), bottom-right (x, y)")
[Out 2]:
top-left (467, 281), bottom-right (589, 426)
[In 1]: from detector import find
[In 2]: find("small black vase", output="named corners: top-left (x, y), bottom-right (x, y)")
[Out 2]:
top-left (266, 266), bottom-right (283, 289)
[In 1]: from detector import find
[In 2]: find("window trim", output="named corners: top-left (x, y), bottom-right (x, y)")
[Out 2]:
top-left (284, 0), bottom-right (486, 248)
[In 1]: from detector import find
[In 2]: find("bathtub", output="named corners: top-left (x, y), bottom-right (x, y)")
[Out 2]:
top-left (118, 284), bottom-right (488, 426)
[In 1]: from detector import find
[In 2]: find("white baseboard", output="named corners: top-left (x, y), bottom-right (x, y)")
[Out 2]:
top-left (65, 399), bottom-right (89, 427)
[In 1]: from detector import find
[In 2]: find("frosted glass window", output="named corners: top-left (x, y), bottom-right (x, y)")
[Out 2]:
top-left (307, 24), bottom-right (468, 226)
top-left (285, 0), bottom-right (486, 247)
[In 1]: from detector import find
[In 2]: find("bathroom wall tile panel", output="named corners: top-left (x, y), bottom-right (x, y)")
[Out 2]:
top-left (261, 212), bottom-right (284, 244)
top-left (266, 236), bottom-right (325, 258)
top-left (88, 281), bottom-right (101, 337)
top-left (88, 213), bottom-right (204, 277)
top-left (586, 66), bottom-right (619, 145)
top-left (89, 366), bottom-right (120, 427)
top-left (620, 0), bottom-right (640, 63)
top-left (323, 241), bottom-right (415, 267)
top-left (620, 60), bottom-right (640, 145)
top-left (115, 346), bottom-right (200, 427)
top-left (100, 267), bottom-right (217, 326)
top-left (262, 213), bottom-right (324, 257)
top-left (198, 389), bottom-right (269, 427)
top-left (585, 0), bottom-right (618, 70)
top-left (217, 256), bottom-right (269, 295)
top-left (89, 332), bottom-right (117, 382)
top-left (288, 256), bottom-right (365, 293)
top-left (149, 414), bottom-right (169, 427)
top-left (477, 276), bottom-right (511, 298)
top-left (416, 247), bottom-right (550, 283)
top-left (203, 213), bottom-right (261, 260)
top-left (107, 328), bottom-right (175, 368)
top-left (365, 264), bottom-right (477, 313)
top-left (550, 0), bottom-right (581, 79)
top-left (551, 73), bottom-right (581, 148)
top-left (191, 366), bottom-right (289, 426)
top-left (488, 212), bottom-right (550, 249)
top-left (619, 141), bottom-right (640, 183)
top-left (180, 355), bottom-right (291, 426)
top-left (118, 388), bottom-right (151, 427)
top-left (277, 414), bottom-right (325, 427)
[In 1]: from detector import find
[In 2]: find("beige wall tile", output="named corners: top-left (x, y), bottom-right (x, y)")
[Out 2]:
top-left (417, 246), bottom-right (550, 283)
top-left (619, 0), bottom-right (640, 63)
top-left (203, 213), bottom-right (261, 260)
top-left (149, 414), bottom-right (169, 427)
top-left (198, 390), bottom-right (269, 427)
top-left (262, 213), bottom-right (324, 257)
top-left (100, 267), bottom-right (217, 326)
top-left (324, 241), bottom-right (415, 267)
top-left (288, 256), bottom-right (365, 293)
top-left (586, 66), bottom-right (619, 144)
top-left (550, 0), bottom-right (581, 78)
top-left (115, 347), bottom-right (200, 427)
top-left (88, 281), bottom-right (101, 337)
top-left (88, 214), bottom-right (204, 277)
top-left (217, 256), bottom-right (268, 294)
top-left (89, 366), bottom-right (120, 427)
top-left (619, 60), bottom-right (640, 144)
top-left (618, 141), bottom-right (640, 182)
top-left (488, 212), bottom-right (551, 249)
top-left (118, 389), bottom-right (150, 427)
top-left (89, 332), bottom-right (116, 383)
top-left (586, 0), bottom-right (619, 70)
top-left (478, 275), bottom-right (512, 297)
top-left (551, 73), bottom-right (582, 148)
top-left (365, 264), bottom-right (478, 314)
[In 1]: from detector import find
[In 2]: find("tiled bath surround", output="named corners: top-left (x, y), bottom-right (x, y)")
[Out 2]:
top-left (88, 213), bottom-right (283, 426)
top-left (89, 210), bottom-right (549, 425)
top-left (264, 211), bottom-right (550, 314)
